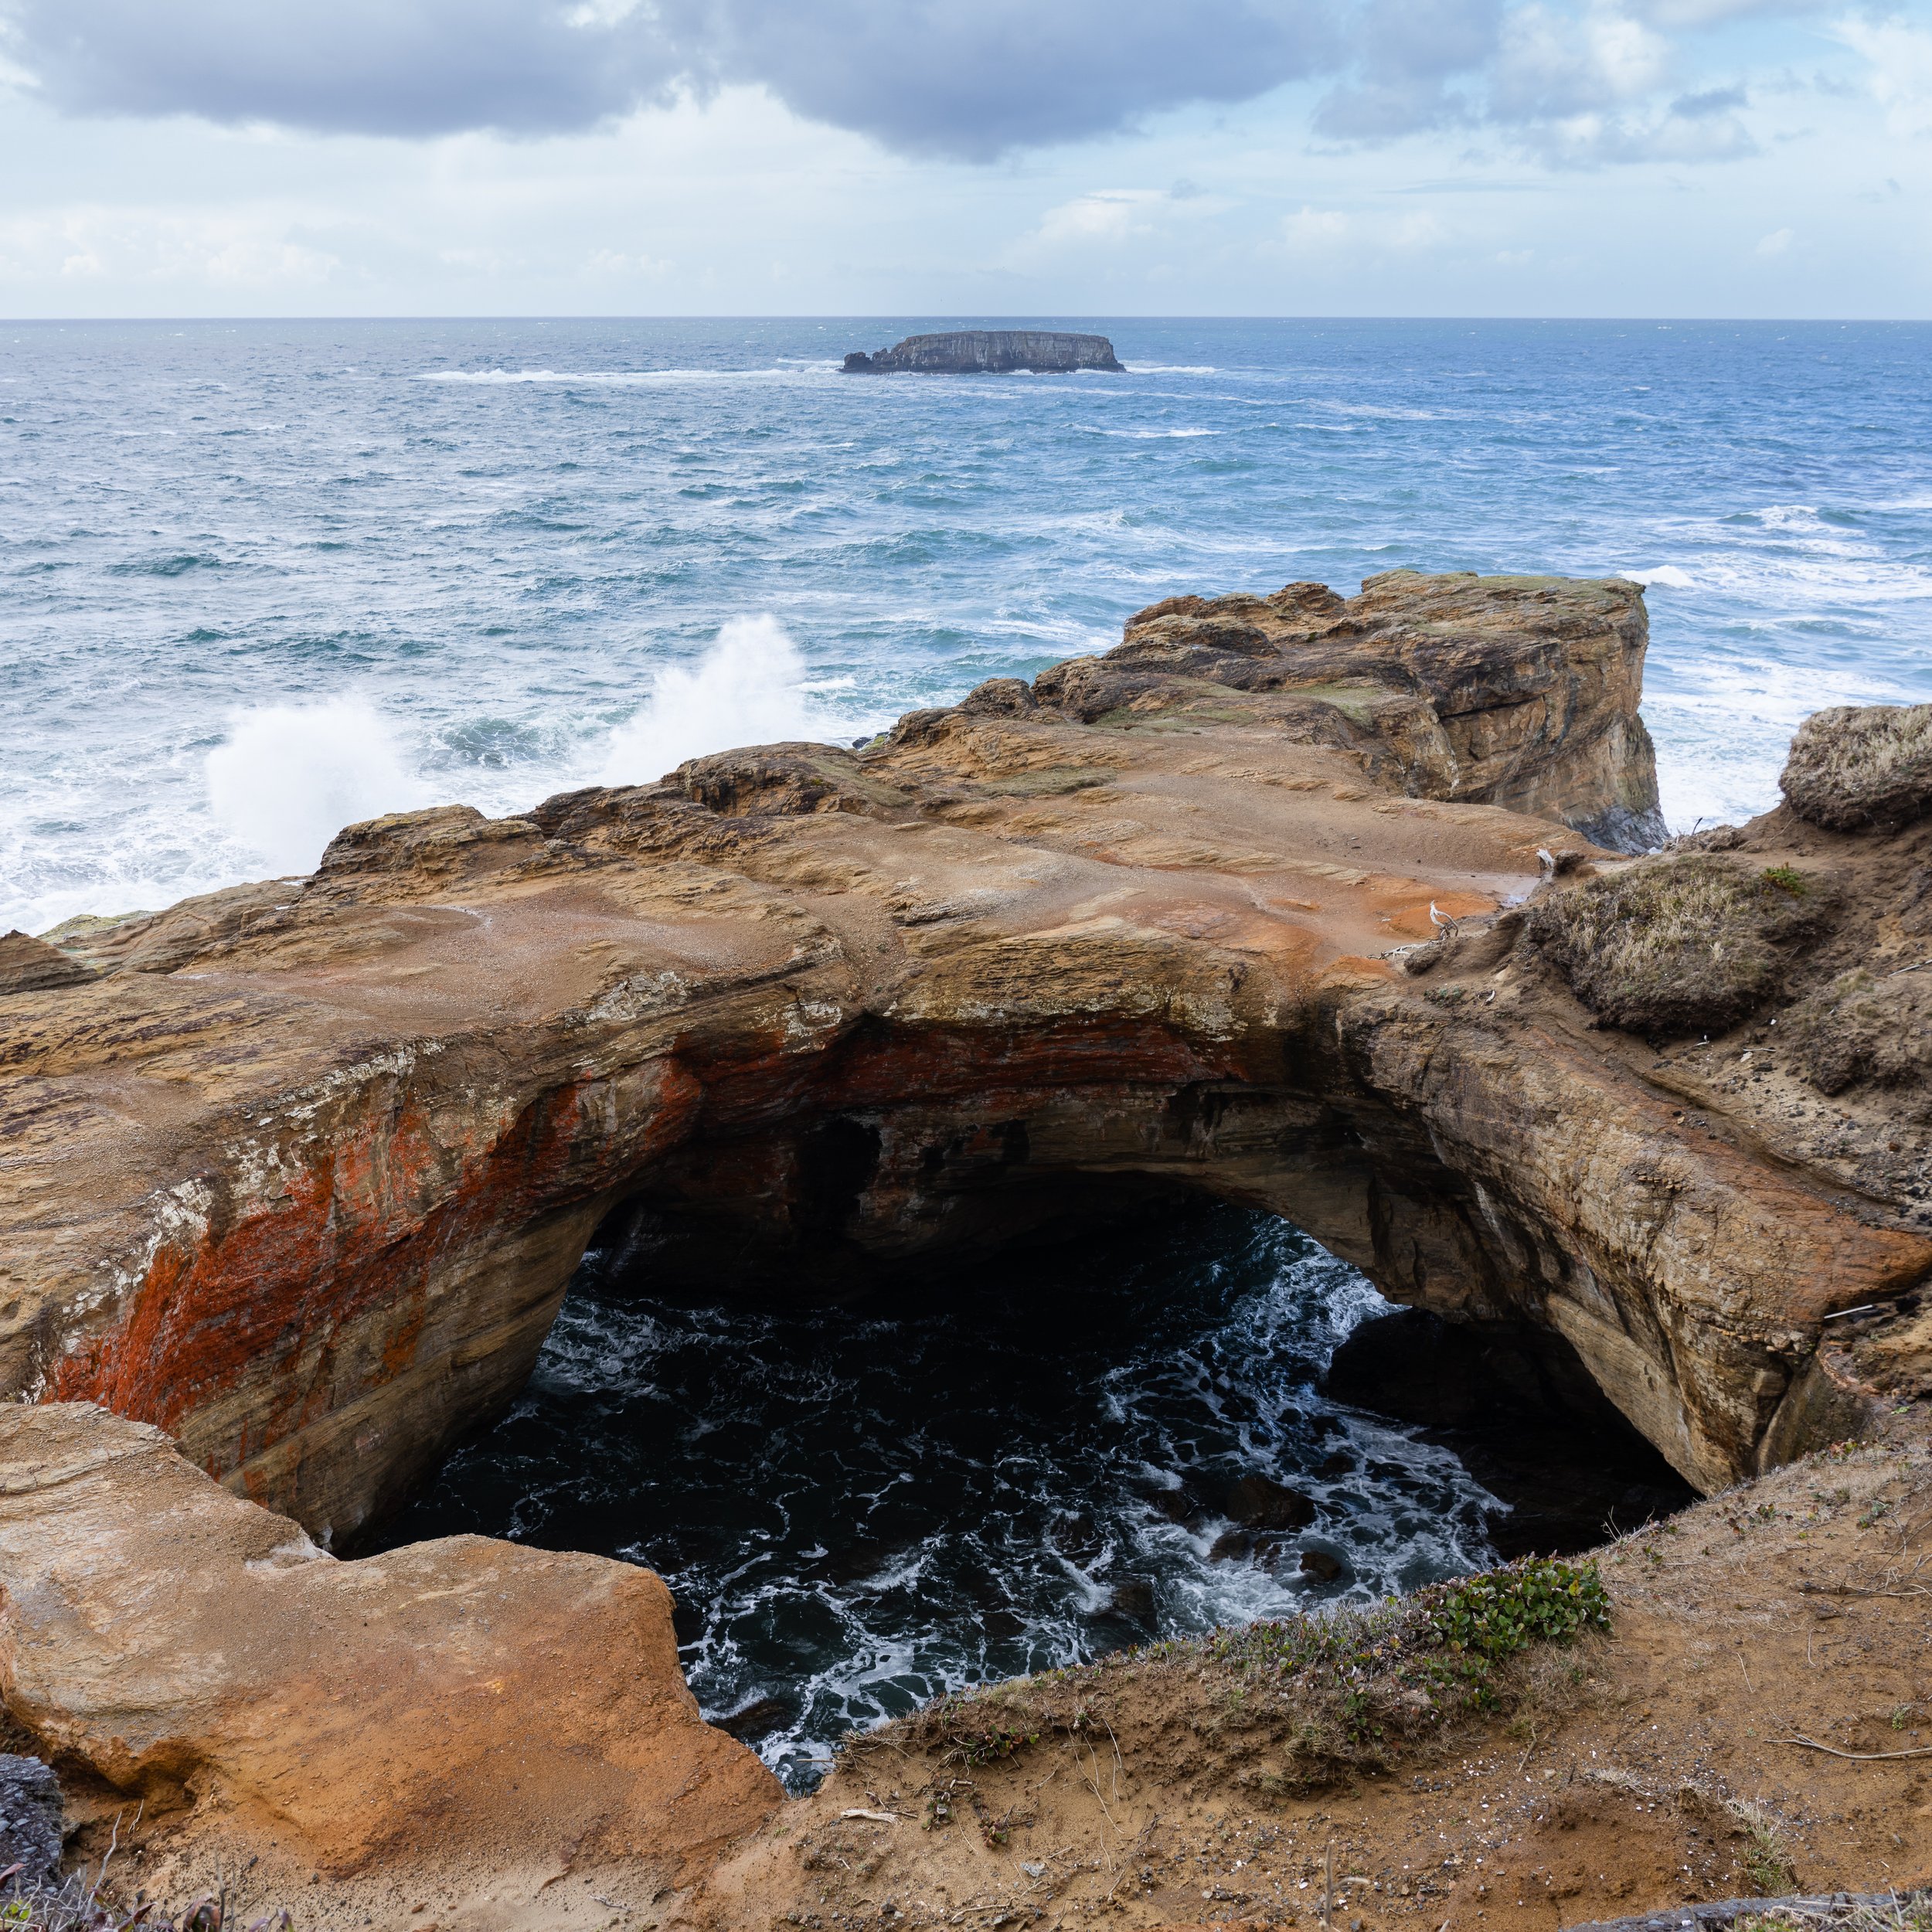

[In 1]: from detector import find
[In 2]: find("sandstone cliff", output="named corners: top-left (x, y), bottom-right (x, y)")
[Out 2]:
top-left (0, 569), bottom-right (1923, 1564)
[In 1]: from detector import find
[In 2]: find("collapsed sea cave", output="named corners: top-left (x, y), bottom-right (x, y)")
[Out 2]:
top-left (374, 1185), bottom-right (1693, 1791)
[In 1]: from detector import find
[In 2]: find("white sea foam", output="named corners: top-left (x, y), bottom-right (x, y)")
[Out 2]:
top-left (1126, 364), bottom-right (1219, 374)
top-left (206, 696), bottom-right (428, 876)
top-left (601, 616), bottom-right (828, 785)
top-left (417, 366), bottom-right (825, 388)
top-left (1625, 565), bottom-right (1696, 589)
top-left (1080, 425), bottom-right (1222, 440)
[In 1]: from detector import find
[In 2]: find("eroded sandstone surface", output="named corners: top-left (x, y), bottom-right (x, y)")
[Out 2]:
top-left (0, 566), bottom-right (1926, 1563)
top-left (0, 1401), bottom-right (780, 1924)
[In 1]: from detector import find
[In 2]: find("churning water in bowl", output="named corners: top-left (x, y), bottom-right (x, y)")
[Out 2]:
top-left (376, 1204), bottom-right (1502, 1791)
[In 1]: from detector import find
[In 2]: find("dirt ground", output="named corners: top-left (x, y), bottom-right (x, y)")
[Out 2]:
top-left (683, 1417), bottom-right (1932, 1932)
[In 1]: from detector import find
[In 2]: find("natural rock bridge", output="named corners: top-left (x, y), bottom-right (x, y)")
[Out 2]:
top-left (4, 570), bottom-right (1928, 1557)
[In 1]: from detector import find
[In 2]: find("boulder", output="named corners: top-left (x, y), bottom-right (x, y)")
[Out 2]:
top-left (0, 1403), bottom-right (780, 1901)
top-left (0, 1753), bottom-right (61, 1886)
top-left (1223, 1475), bottom-right (1315, 1531)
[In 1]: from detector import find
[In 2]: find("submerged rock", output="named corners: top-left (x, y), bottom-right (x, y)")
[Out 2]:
top-left (1223, 1474), bottom-right (1316, 1531)
top-left (842, 330), bottom-right (1124, 375)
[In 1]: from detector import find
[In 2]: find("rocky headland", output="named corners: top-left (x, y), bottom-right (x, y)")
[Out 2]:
top-left (841, 331), bottom-right (1124, 374)
top-left (3, 570), bottom-right (1930, 1928)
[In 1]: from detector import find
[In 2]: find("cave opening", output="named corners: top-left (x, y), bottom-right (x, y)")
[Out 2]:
top-left (376, 1159), bottom-right (1692, 1791)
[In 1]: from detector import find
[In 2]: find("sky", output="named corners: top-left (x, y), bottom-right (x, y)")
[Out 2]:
top-left (0, 0), bottom-right (1927, 317)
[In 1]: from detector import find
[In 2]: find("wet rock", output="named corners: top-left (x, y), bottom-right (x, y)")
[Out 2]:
top-left (1325, 1310), bottom-right (1695, 1556)
top-left (1298, 1549), bottom-right (1345, 1584)
top-left (716, 1696), bottom-right (794, 1745)
top-left (1224, 1475), bottom-right (1315, 1532)
top-left (0, 1753), bottom-right (61, 1886)
top-left (1104, 1580), bottom-right (1156, 1624)
top-left (1143, 1483), bottom-right (1209, 1531)
top-left (1051, 1511), bottom-right (1104, 1562)
top-left (0, 931), bottom-right (90, 997)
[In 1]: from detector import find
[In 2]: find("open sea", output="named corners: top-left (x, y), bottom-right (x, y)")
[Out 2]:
top-left (8, 317), bottom-right (1928, 1787)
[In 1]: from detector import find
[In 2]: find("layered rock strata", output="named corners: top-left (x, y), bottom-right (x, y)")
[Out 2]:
top-left (1, 570), bottom-right (1926, 1561)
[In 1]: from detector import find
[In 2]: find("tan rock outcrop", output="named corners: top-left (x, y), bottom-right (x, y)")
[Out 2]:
top-left (0, 569), bottom-right (1925, 1559)
top-left (0, 1402), bottom-right (780, 1917)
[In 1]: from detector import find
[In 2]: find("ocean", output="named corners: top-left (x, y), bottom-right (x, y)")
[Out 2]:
top-left (7, 316), bottom-right (1927, 1787)
top-left (5, 317), bottom-right (1930, 937)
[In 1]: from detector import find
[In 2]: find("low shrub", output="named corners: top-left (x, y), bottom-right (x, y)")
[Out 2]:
top-left (1781, 702), bottom-right (1932, 832)
top-left (1783, 965), bottom-right (1932, 1105)
top-left (1526, 854), bottom-right (1829, 1035)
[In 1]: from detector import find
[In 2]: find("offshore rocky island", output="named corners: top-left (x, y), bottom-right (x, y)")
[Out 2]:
top-left (3, 570), bottom-right (1932, 1930)
top-left (841, 330), bottom-right (1124, 374)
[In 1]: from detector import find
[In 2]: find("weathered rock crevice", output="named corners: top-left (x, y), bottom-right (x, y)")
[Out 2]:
top-left (3, 570), bottom-right (1928, 1560)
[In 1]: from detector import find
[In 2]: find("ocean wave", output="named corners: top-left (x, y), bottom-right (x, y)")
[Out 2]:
top-left (415, 366), bottom-right (832, 387)
top-left (1126, 363), bottom-right (1219, 375)
top-left (1079, 425), bottom-right (1223, 440)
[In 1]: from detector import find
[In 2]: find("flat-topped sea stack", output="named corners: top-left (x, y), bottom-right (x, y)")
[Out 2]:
top-left (842, 328), bottom-right (1124, 374)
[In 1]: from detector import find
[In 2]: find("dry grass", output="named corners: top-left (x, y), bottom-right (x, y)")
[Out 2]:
top-left (1526, 855), bottom-right (1828, 1035)
top-left (1783, 965), bottom-right (1932, 1107)
top-left (1781, 703), bottom-right (1932, 832)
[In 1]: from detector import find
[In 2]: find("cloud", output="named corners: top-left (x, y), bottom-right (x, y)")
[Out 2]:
top-left (1755, 223), bottom-right (1793, 251)
top-left (668, 0), bottom-right (1344, 160)
top-left (0, 203), bottom-right (349, 286)
top-left (0, 0), bottom-right (1813, 169)
top-left (0, 0), bottom-right (683, 138)
top-left (1627, 0), bottom-right (1816, 22)
top-left (1835, 15), bottom-right (1932, 136)
top-left (0, 0), bottom-right (1343, 157)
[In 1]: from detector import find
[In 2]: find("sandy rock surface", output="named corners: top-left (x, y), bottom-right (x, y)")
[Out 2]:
top-left (0, 1403), bottom-right (779, 1928)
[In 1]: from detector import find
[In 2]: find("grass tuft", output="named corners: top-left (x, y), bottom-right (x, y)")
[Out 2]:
top-left (1526, 854), bottom-right (1828, 1035)
top-left (1781, 702), bottom-right (1932, 832)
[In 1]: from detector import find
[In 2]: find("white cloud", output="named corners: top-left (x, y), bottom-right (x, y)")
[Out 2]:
top-left (1835, 15), bottom-right (1932, 137)
top-left (1755, 223), bottom-right (1792, 252)
top-left (1034, 189), bottom-right (1169, 245)
top-left (0, 204), bottom-right (351, 287)
top-left (1276, 202), bottom-right (1453, 254)
top-left (1282, 203), bottom-right (1353, 245)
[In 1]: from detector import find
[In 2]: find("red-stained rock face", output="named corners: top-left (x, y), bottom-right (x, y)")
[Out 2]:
top-left (3, 571), bottom-right (1928, 1556)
